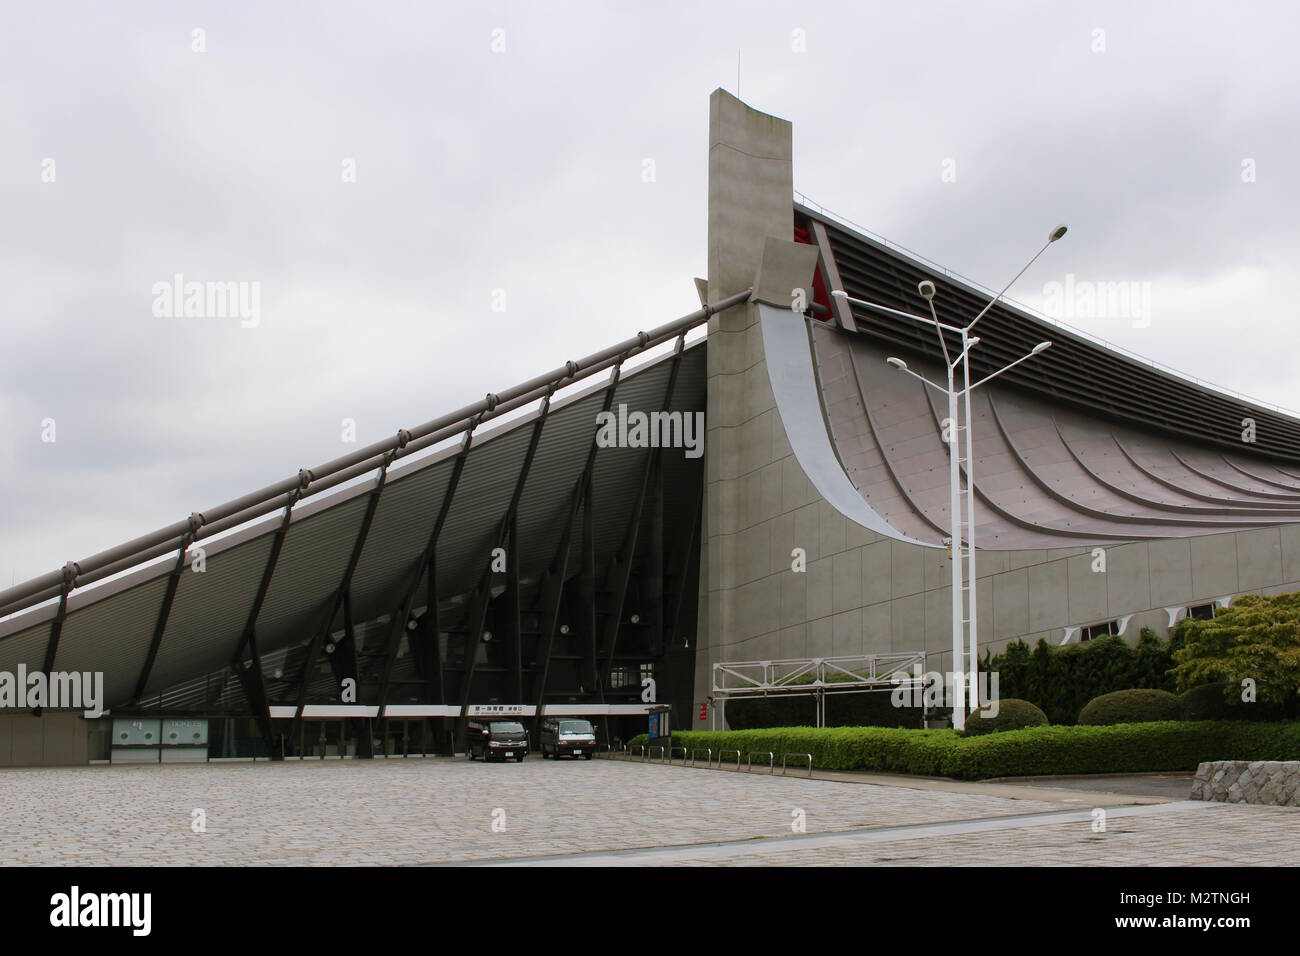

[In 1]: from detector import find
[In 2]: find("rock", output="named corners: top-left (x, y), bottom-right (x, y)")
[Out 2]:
top-left (1191, 760), bottom-right (1300, 806)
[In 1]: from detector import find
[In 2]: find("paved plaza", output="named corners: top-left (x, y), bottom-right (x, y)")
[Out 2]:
top-left (0, 757), bottom-right (1295, 866)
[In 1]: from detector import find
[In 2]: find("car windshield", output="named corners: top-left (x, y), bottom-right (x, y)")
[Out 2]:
top-left (559, 720), bottom-right (594, 735)
top-left (490, 721), bottom-right (525, 735)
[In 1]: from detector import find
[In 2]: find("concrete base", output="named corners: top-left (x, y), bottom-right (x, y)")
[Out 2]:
top-left (0, 713), bottom-right (90, 767)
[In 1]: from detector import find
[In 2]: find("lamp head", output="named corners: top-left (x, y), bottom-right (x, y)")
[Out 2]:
top-left (831, 289), bottom-right (848, 298)
top-left (1048, 224), bottom-right (1068, 242)
top-left (917, 280), bottom-right (936, 301)
top-left (886, 357), bottom-right (908, 371)
top-left (967, 336), bottom-right (981, 347)
top-left (1032, 341), bottom-right (1052, 354)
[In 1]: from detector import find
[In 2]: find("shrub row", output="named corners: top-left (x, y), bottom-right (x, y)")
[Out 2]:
top-left (986, 629), bottom-right (1179, 724)
top-left (626, 721), bottom-right (1300, 780)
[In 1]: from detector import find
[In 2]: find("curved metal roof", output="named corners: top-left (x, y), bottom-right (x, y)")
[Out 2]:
top-left (802, 205), bottom-right (1300, 462)
top-left (763, 301), bottom-right (1300, 550)
top-left (0, 291), bottom-right (734, 711)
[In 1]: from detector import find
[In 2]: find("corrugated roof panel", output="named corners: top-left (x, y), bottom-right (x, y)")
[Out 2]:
top-left (435, 419), bottom-right (537, 598)
top-left (53, 576), bottom-right (171, 707)
top-left (142, 534), bottom-right (276, 696)
top-left (254, 495), bottom-right (373, 655)
top-left (589, 361), bottom-right (675, 559)
top-left (0, 620), bottom-right (52, 679)
top-left (514, 388), bottom-right (609, 578)
top-left (348, 455), bottom-right (455, 624)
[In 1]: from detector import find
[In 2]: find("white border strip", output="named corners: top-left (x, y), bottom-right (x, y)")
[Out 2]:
top-left (541, 703), bottom-right (657, 716)
top-left (382, 704), bottom-right (463, 718)
top-left (300, 705), bottom-right (380, 719)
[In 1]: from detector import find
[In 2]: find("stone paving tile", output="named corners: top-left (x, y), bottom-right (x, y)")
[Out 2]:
top-left (0, 758), bottom-right (1062, 866)
top-left (632, 802), bottom-right (1300, 867)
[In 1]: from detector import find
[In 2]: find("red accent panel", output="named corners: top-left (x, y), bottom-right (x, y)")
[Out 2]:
top-left (794, 225), bottom-right (832, 321)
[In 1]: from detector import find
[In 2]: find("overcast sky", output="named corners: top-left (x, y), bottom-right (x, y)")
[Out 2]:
top-left (2, 1), bottom-right (1298, 588)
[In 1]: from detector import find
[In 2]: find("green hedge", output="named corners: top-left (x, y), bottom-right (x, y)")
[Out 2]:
top-left (984, 629), bottom-right (1180, 725)
top-left (626, 721), bottom-right (1300, 780)
top-left (964, 698), bottom-right (1048, 736)
top-left (1078, 689), bottom-right (1181, 725)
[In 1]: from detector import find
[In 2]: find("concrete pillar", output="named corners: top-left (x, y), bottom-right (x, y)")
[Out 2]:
top-left (696, 91), bottom-right (796, 728)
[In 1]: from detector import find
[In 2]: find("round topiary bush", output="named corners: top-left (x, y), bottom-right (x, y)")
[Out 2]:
top-left (1077, 688), bottom-right (1180, 726)
top-left (963, 698), bottom-right (1049, 736)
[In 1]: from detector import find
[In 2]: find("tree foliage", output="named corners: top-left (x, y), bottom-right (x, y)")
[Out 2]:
top-left (1170, 593), bottom-right (1300, 718)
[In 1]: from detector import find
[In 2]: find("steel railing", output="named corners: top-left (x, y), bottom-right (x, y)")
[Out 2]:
top-left (746, 751), bottom-right (775, 774)
top-left (782, 752), bottom-right (814, 777)
top-left (689, 747), bottom-right (713, 768)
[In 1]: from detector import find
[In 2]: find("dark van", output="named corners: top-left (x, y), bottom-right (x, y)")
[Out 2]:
top-left (466, 719), bottom-right (528, 762)
top-left (539, 717), bottom-right (597, 760)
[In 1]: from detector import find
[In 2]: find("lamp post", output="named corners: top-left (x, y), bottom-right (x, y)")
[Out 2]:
top-left (831, 224), bottom-right (1065, 728)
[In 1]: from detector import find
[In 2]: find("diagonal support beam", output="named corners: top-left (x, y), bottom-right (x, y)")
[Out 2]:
top-left (457, 394), bottom-right (553, 710)
top-left (218, 473), bottom-right (310, 713)
top-left (533, 360), bottom-right (625, 714)
top-left (374, 561), bottom-right (424, 712)
top-left (233, 627), bottom-right (277, 757)
top-left (598, 453), bottom-right (658, 685)
top-left (504, 509), bottom-right (523, 704)
top-left (666, 473), bottom-right (705, 649)
top-left (580, 479), bottom-right (598, 695)
top-left (645, 448), bottom-right (665, 656)
top-left (33, 579), bottom-right (71, 716)
top-left (132, 514), bottom-right (202, 703)
top-left (292, 439), bottom-right (404, 742)
top-left (414, 554), bottom-right (444, 703)
top-left (531, 483), bottom-right (579, 715)
top-left (215, 478), bottom-right (307, 750)
top-left (376, 421), bottom-right (477, 712)
top-left (455, 556), bottom-right (497, 711)
top-left (599, 333), bottom-right (688, 688)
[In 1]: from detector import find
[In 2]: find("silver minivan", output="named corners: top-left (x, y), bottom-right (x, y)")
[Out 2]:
top-left (539, 717), bottom-right (596, 760)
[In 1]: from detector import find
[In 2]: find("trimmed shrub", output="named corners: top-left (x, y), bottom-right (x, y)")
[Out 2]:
top-left (964, 698), bottom-right (1048, 736)
top-left (1077, 689), bottom-right (1180, 725)
top-left (984, 627), bottom-right (1177, 724)
top-left (627, 721), bottom-right (1300, 780)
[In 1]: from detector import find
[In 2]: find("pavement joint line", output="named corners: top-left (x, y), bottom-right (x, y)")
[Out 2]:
top-left (463, 800), bottom-right (1213, 867)
top-left (599, 756), bottom-right (1180, 805)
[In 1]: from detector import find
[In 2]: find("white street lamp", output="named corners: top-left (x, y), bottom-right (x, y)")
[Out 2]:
top-left (832, 225), bottom-right (1064, 728)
